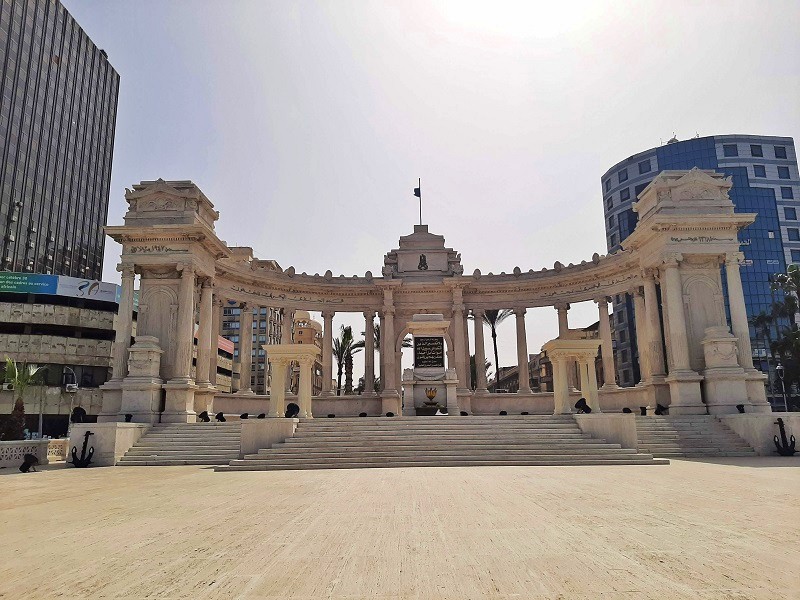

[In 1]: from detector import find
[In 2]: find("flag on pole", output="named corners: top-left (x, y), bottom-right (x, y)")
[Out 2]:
top-left (413, 185), bottom-right (421, 198)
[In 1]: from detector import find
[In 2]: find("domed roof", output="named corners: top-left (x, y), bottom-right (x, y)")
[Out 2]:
top-left (310, 320), bottom-right (323, 332)
top-left (293, 310), bottom-right (311, 322)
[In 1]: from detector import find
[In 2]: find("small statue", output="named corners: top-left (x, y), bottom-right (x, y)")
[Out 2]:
top-left (418, 254), bottom-right (428, 270)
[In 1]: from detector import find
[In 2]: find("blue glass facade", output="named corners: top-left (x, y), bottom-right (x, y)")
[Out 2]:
top-left (602, 135), bottom-right (799, 385)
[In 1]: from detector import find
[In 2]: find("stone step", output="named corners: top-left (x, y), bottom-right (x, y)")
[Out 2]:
top-left (120, 458), bottom-right (237, 466)
top-left (126, 448), bottom-right (240, 455)
top-left (281, 440), bottom-right (623, 450)
top-left (248, 448), bottom-right (640, 460)
top-left (298, 423), bottom-right (581, 431)
top-left (217, 457), bottom-right (669, 471)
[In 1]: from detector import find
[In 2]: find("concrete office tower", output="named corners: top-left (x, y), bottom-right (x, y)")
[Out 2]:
top-left (602, 134), bottom-right (798, 394)
top-left (0, 0), bottom-right (120, 278)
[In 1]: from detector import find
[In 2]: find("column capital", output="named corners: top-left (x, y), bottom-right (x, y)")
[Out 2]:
top-left (117, 263), bottom-right (135, 279)
top-left (322, 310), bottom-right (336, 320)
top-left (240, 301), bottom-right (251, 311)
top-left (553, 302), bottom-right (570, 311)
top-left (593, 296), bottom-right (610, 306)
top-left (725, 251), bottom-right (745, 265)
top-left (200, 277), bottom-right (214, 289)
top-left (627, 285), bottom-right (644, 297)
top-left (513, 307), bottom-right (527, 317)
top-left (382, 306), bottom-right (395, 316)
top-left (177, 262), bottom-right (194, 275)
top-left (362, 310), bottom-right (374, 319)
top-left (662, 253), bottom-right (683, 268)
top-left (472, 308), bottom-right (485, 319)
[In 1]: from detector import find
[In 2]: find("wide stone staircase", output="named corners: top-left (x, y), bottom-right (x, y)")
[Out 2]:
top-left (216, 415), bottom-right (667, 471)
top-left (635, 415), bottom-right (755, 458)
top-left (118, 422), bottom-right (242, 466)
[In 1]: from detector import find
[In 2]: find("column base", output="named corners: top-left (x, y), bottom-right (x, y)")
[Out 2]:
top-left (361, 391), bottom-right (378, 398)
top-left (703, 366), bottom-right (749, 415)
top-left (98, 379), bottom-right (123, 422)
top-left (383, 391), bottom-right (402, 416)
top-left (193, 383), bottom-right (217, 414)
top-left (319, 390), bottom-right (336, 397)
top-left (162, 380), bottom-right (198, 423)
top-left (120, 376), bottom-right (164, 424)
top-left (665, 371), bottom-right (705, 415)
top-left (744, 369), bottom-right (772, 413)
top-left (600, 383), bottom-right (620, 391)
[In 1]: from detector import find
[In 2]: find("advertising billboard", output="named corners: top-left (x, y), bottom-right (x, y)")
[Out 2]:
top-left (0, 272), bottom-right (120, 303)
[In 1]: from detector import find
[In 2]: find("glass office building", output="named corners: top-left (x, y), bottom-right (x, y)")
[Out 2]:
top-left (602, 134), bottom-right (799, 388)
top-left (0, 0), bottom-right (119, 279)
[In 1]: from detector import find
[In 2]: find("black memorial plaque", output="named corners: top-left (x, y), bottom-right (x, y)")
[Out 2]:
top-left (414, 336), bottom-right (445, 368)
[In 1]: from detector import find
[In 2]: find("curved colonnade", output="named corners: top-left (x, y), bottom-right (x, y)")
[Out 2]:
top-left (99, 169), bottom-right (772, 423)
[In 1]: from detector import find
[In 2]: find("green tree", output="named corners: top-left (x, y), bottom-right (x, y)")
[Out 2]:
top-left (1, 358), bottom-right (46, 441)
top-left (472, 309), bottom-right (513, 376)
top-left (333, 325), bottom-right (360, 396)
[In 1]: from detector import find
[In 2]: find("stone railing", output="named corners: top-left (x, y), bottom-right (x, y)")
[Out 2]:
top-left (0, 439), bottom-right (49, 469)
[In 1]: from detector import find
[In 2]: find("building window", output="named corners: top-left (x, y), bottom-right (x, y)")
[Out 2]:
top-left (788, 228), bottom-right (800, 242)
top-left (753, 165), bottom-right (766, 178)
top-left (223, 321), bottom-right (240, 329)
top-left (606, 197), bottom-right (613, 209)
top-left (608, 215), bottom-right (615, 228)
top-left (769, 230), bottom-right (776, 239)
top-left (621, 350), bottom-right (629, 363)
top-left (604, 179), bottom-right (611, 192)
top-left (723, 144), bottom-right (738, 157)
top-left (620, 188), bottom-right (630, 201)
top-left (785, 207), bottom-right (797, 220)
top-left (792, 250), bottom-right (800, 263)
top-left (778, 166), bottom-right (791, 179)
top-left (775, 146), bottom-right (788, 159)
top-left (622, 369), bottom-right (631, 383)
top-left (782, 187), bottom-right (795, 199)
top-left (638, 159), bottom-right (651, 174)
top-left (619, 329), bottom-right (627, 342)
top-left (610, 233), bottom-right (618, 247)
top-left (750, 144), bottom-right (763, 157)
top-left (618, 168), bottom-right (628, 183)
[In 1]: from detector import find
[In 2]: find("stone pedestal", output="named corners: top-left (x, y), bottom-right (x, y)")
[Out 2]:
top-left (701, 325), bottom-right (750, 415)
top-left (120, 336), bottom-right (165, 424)
top-left (401, 368), bottom-right (459, 416)
top-left (193, 383), bottom-right (217, 415)
top-left (665, 372), bottom-right (705, 414)
top-left (97, 380), bottom-right (123, 423)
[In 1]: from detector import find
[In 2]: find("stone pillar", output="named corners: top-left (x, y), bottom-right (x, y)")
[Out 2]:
top-left (195, 280), bottom-right (214, 385)
top-left (379, 311), bottom-right (386, 388)
top-left (514, 308), bottom-right (532, 394)
top-left (661, 256), bottom-right (691, 372)
top-left (643, 272), bottom-right (666, 377)
top-left (237, 302), bottom-right (254, 394)
top-left (268, 358), bottom-right (286, 417)
top-left (320, 310), bottom-right (334, 396)
top-left (298, 357), bottom-right (314, 418)
top-left (463, 313), bottom-right (472, 391)
top-left (551, 356), bottom-right (571, 414)
top-left (595, 297), bottom-right (617, 388)
top-left (209, 296), bottom-right (223, 386)
top-left (473, 309), bottom-right (489, 393)
top-left (363, 311), bottom-right (376, 396)
top-left (382, 310), bottom-right (397, 393)
top-left (585, 358), bottom-right (601, 412)
top-left (724, 253), bottom-right (755, 370)
top-left (578, 359), bottom-right (589, 399)
top-left (173, 263), bottom-right (196, 382)
top-left (631, 287), bottom-right (651, 384)
top-left (452, 288), bottom-right (469, 393)
top-left (555, 302), bottom-right (577, 391)
top-left (111, 264), bottom-right (136, 381)
top-left (281, 308), bottom-right (293, 393)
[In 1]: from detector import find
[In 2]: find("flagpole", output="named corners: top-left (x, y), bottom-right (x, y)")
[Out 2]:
top-left (418, 178), bottom-right (422, 226)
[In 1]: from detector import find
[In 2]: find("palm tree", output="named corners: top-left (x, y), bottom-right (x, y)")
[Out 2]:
top-left (1, 358), bottom-right (46, 441)
top-left (333, 325), bottom-right (360, 396)
top-left (469, 354), bottom-right (492, 390)
top-left (471, 309), bottom-right (513, 376)
top-left (354, 321), bottom-right (412, 385)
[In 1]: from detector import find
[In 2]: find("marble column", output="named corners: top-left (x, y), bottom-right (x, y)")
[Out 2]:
top-left (594, 296), bottom-right (617, 388)
top-left (281, 308), bottom-right (293, 392)
top-left (579, 359), bottom-right (590, 398)
top-left (173, 264), bottom-right (196, 382)
top-left (195, 280), bottom-right (214, 386)
top-left (662, 255), bottom-right (692, 373)
top-left (111, 264), bottom-right (136, 381)
top-left (452, 288), bottom-right (469, 393)
top-left (551, 357), bottom-right (571, 414)
top-left (473, 309), bottom-right (489, 393)
top-left (643, 272), bottom-right (666, 377)
top-left (237, 302), bottom-right (254, 394)
top-left (382, 307), bottom-right (397, 393)
top-left (298, 357), bottom-right (313, 418)
top-left (379, 311), bottom-right (386, 389)
top-left (631, 287), bottom-right (651, 384)
top-left (209, 296), bottom-right (222, 387)
top-left (363, 311), bottom-right (376, 396)
top-left (268, 358), bottom-right (286, 417)
top-left (585, 358), bottom-right (601, 412)
top-left (555, 302), bottom-right (577, 390)
top-left (725, 252), bottom-right (755, 370)
top-left (320, 310), bottom-right (334, 396)
top-left (514, 308), bottom-right (532, 394)
top-left (463, 313), bottom-right (472, 391)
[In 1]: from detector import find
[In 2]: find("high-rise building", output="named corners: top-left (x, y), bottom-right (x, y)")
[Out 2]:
top-left (602, 134), bottom-right (798, 391)
top-left (0, 0), bottom-right (120, 278)
top-left (220, 304), bottom-right (283, 394)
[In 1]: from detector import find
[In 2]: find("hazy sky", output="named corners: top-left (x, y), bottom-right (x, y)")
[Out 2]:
top-left (65, 0), bottom-right (800, 378)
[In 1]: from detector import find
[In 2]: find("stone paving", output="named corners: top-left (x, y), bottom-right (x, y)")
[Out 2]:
top-left (0, 458), bottom-right (798, 599)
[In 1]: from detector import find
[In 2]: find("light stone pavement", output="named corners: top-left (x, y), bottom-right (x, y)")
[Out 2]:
top-left (1, 459), bottom-right (798, 599)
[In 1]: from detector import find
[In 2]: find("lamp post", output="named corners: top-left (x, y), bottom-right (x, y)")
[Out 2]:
top-left (63, 366), bottom-right (77, 438)
top-left (776, 362), bottom-right (789, 412)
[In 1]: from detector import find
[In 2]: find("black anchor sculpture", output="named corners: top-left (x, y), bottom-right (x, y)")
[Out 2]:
top-left (70, 430), bottom-right (95, 468)
top-left (774, 418), bottom-right (797, 456)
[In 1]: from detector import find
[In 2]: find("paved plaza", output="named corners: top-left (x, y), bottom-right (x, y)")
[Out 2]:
top-left (1, 460), bottom-right (798, 599)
